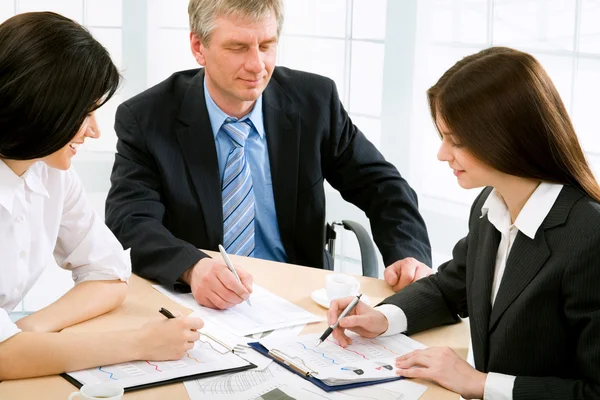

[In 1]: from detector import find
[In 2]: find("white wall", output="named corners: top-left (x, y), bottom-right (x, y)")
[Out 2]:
top-left (6, 0), bottom-right (600, 311)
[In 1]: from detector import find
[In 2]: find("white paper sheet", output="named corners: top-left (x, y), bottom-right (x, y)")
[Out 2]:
top-left (248, 324), bottom-right (307, 340)
top-left (184, 361), bottom-right (428, 400)
top-left (153, 284), bottom-right (323, 335)
top-left (194, 314), bottom-right (272, 370)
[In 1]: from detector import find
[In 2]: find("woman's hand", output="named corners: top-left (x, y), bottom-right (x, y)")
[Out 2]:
top-left (396, 346), bottom-right (487, 399)
top-left (136, 315), bottom-right (204, 361)
top-left (327, 297), bottom-right (389, 347)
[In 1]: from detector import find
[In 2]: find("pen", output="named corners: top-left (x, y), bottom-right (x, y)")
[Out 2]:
top-left (159, 307), bottom-right (175, 319)
top-left (218, 244), bottom-right (252, 307)
top-left (268, 349), bottom-right (312, 377)
top-left (158, 307), bottom-right (241, 352)
top-left (315, 293), bottom-right (362, 347)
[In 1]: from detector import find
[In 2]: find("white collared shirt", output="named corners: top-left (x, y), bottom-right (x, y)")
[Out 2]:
top-left (376, 182), bottom-right (563, 400)
top-left (0, 160), bottom-right (131, 343)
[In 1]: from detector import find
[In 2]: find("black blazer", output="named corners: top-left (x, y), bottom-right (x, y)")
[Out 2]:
top-left (380, 185), bottom-right (600, 399)
top-left (105, 67), bottom-right (431, 287)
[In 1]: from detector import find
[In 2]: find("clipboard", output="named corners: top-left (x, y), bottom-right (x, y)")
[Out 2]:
top-left (248, 342), bottom-right (401, 392)
top-left (61, 362), bottom-right (256, 392)
top-left (61, 334), bottom-right (256, 393)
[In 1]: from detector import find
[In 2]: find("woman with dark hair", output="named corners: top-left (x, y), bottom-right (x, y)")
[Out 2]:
top-left (328, 47), bottom-right (600, 400)
top-left (0, 12), bottom-right (203, 380)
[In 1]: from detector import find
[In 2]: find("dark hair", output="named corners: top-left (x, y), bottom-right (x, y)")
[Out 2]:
top-left (428, 46), bottom-right (600, 203)
top-left (0, 12), bottom-right (120, 160)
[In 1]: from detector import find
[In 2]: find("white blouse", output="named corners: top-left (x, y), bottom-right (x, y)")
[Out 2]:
top-left (0, 160), bottom-right (131, 343)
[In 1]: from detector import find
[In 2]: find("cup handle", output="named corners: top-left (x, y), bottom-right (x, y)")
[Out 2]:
top-left (68, 391), bottom-right (81, 400)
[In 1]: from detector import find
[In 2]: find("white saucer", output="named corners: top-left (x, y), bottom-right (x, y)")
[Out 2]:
top-left (310, 288), bottom-right (370, 309)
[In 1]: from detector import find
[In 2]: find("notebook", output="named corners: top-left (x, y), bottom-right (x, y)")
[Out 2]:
top-left (248, 332), bottom-right (427, 391)
top-left (62, 336), bottom-right (256, 392)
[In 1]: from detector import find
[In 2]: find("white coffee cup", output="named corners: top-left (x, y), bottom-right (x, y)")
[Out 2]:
top-left (326, 273), bottom-right (360, 302)
top-left (68, 383), bottom-right (124, 400)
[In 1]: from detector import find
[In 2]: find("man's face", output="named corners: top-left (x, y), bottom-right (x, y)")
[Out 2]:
top-left (191, 11), bottom-right (278, 112)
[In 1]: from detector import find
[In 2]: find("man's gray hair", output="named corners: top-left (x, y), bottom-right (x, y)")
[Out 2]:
top-left (188, 0), bottom-right (284, 45)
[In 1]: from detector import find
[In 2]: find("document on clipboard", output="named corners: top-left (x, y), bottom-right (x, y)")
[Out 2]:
top-left (62, 332), bottom-right (256, 392)
top-left (248, 332), bottom-right (426, 391)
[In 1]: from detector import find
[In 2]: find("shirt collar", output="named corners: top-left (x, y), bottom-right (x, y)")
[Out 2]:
top-left (481, 182), bottom-right (564, 239)
top-left (203, 77), bottom-right (265, 139)
top-left (22, 163), bottom-right (49, 198)
top-left (0, 160), bottom-right (49, 213)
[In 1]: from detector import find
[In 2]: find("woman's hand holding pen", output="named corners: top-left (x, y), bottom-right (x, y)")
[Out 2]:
top-left (137, 313), bottom-right (204, 361)
top-left (327, 297), bottom-right (388, 347)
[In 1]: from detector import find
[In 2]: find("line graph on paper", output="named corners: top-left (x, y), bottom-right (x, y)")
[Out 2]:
top-left (83, 349), bottom-right (210, 381)
top-left (260, 333), bottom-right (427, 374)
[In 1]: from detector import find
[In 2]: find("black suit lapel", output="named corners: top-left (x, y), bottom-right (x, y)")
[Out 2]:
top-left (470, 216), bottom-right (500, 372)
top-left (488, 231), bottom-right (550, 330)
top-left (488, 185), bottom-right (583, 330)
top-left (262, 78), bottom-right (299, 261)
top-left (174, 70), bottom-right (223, 246)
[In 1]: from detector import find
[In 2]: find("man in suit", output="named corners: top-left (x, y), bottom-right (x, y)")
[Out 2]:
top-left (105, 0), bottom-right (432, 310)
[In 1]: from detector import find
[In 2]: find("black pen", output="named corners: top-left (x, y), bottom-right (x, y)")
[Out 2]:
top-left (316, 294), bottom-right (362, 347)
top-left (159, 307), bottom-right (238, 352)
top-left (159, 307), bottom-right (176, 319)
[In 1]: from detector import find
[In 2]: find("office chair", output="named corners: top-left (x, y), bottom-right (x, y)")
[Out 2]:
top-left (325, 221), bottom-right (379, 278)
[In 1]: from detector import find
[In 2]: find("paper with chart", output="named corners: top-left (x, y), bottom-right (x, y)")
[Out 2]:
top-left (66, 338), bottom-right (253, 389)
top-left (259, 332), bottom-right (427, 386)
top-left (184, 361), bottom-right (427, 400)
top-left (153, 284), bottom-right (323, 335)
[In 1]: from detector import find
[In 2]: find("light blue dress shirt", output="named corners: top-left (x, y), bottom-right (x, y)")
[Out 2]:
top-left (203, 79), bottom-right (287, 262)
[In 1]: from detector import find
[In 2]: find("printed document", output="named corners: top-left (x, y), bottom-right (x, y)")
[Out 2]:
top-left (153, 284), bottom-right (322, 335)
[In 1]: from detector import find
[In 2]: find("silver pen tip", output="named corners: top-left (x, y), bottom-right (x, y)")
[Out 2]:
top-left (315, 340), bottom-right (322, 347)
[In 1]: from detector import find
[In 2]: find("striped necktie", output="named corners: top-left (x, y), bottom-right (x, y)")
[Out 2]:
top-left (221, 118), bottom-right (255, 256)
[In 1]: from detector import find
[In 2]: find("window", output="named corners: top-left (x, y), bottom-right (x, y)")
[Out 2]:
top-left (412, 0), bottom-right (600, 262)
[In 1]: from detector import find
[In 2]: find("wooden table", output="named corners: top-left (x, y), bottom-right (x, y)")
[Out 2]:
top-left (0, 252), bottom-right (469, 399)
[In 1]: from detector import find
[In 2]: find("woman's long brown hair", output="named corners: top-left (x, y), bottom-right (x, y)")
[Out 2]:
top-left (427, 46), bottom-right (600, 203)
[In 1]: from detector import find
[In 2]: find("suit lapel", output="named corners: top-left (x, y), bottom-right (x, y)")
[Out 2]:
top-left (262, 78), bottom-right (299, 261)
top-left (174, 70), bottom-right (223, 246)
top-left (488, 231), bottom-right (550, 330)
top-left (488, 185), bottom-right (583, 330)
top-left (470, 216), bottom-right (499, 371)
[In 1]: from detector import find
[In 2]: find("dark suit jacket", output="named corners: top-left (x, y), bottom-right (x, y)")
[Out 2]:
top-left (380, 185), bottom-right (600, 399)
top-left (105, 67), bottom-right (431, 287)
